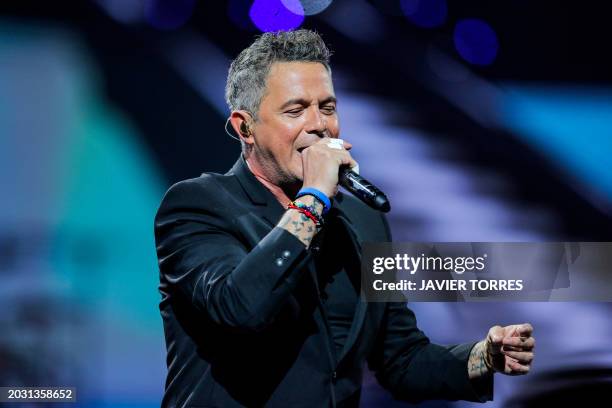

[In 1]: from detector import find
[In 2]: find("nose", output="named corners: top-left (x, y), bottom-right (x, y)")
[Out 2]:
top-left (304, 106), bottom-right (327, 137)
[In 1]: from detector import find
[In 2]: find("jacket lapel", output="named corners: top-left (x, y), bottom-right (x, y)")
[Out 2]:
top-left (226, 155), bottom-right (285, 229)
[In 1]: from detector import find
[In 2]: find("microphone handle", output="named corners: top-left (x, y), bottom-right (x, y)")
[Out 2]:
top-left (339, 169), bottom-right (391, 212)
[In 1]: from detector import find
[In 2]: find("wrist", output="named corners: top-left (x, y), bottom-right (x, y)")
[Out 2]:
top-left (468, 340), bottom-right (494, 380)
top-left (296, 187), bottom-right (331, 214)
top-left (295, 195), bottom-right (324, 217)
top-left (480, 340), bottom-right (495, 372)
top-left (287, 200), bottom-right (324, 231)
top-left (301, 183), bottom-right (334, 201)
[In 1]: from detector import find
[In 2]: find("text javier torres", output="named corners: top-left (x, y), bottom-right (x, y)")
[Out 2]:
top-left (371, 253), bottom-right (524, 292)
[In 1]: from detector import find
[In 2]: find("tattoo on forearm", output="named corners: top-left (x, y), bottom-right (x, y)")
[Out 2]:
top-left (278, 195), bottom-right (323, 247)
top-left (468, 340), bottom-right (492, 379)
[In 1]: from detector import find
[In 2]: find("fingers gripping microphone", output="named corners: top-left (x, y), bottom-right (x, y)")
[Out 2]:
top-left (339, 168), bottom-right (391, 213)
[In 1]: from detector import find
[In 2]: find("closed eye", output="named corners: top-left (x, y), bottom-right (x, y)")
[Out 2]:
top-left (285, 108), bottom-right (304, 116)
top-left (321, 105), bottom-right (336, 115)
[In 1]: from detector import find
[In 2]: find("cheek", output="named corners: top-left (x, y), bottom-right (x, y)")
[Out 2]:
top-left (262, 125), bottom-right (297, 155)
top-left (278, 121), bottom-right (302, 146)
top-left (327, 117), bottom-right (340, 136)
top-left (279, 130), bottom-right (303, 172)
top-left (292, 155), bottom-right (304, 179)
top-left (290, 149), bottom-right (303, 171)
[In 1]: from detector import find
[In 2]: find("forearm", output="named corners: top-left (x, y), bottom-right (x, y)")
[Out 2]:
top-left (156, 180), bottom-right (322, 332)
top-left (278, 195), bottom-right (323, 247)
top-left (207, 195), bottom-right (322, 328)
top-left (468, 340), bottom-right (493, 379)
top-left (375, 342), bottom-right (493, 403)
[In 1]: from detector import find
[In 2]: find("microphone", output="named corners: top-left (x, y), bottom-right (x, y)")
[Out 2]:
top-left (339, 168), bottom-right (391, 212)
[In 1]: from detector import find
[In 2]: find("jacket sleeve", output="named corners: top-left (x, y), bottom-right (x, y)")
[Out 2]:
top-left (367, 302), bottom-right (493, 403)
top-left (154, 178), bottom-right (313, 332)
top-left (369, 214), bottom-right (493, 403)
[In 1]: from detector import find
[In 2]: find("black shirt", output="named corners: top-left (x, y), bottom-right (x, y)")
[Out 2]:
top-left (315, 214), bottom-right (361, 355)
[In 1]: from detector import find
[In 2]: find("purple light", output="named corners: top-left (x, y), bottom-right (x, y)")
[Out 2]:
top-left (453, 19), bottom-right (499, 66)
top-left (400, 0), bottom-right (447, 28)
top-left (249, 0), bottom-right (305, 32)
top-left (144, 0), bottom-right (196, 30)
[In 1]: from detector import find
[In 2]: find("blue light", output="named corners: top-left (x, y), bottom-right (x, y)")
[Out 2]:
top-left (453, 19), bottom-right (499, 66)
top-left (400, 0), bottom-right (447, 28)
top-left (228, 0), bottom-right (255, 30)
top-left (281, 0), bottom-right (333, 16)
top-left (250, 0), bottom-right (305, 32)
top-left (502, 85), bottom-right (612, 203)
top-left (144, 0), bottom-right (196, 30)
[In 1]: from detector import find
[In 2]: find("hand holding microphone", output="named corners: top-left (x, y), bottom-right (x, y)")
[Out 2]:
top-left (300, 137), bottom-right (390, 212)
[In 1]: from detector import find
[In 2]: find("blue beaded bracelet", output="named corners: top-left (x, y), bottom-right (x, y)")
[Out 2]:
top-left (296, 187), bottom-right (331, 215)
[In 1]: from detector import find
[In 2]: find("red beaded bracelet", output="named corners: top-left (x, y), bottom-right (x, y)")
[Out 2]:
top-left (287, 202), bottom-right (323, 228)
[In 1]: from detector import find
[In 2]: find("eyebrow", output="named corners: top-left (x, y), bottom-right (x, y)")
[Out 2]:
top-left (279, 96), bottom-right (337, 110)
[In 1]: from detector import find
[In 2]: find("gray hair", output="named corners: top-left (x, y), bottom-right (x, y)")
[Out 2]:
top-left (225, 29), bottom-right (332, 119)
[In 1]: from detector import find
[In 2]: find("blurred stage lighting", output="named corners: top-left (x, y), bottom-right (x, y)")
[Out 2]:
top-left (144, 0), bottom-right (196, 30)
top-left (318, 0), bottom-right (384, 44)
top-left (281, 0), bottom-right (333, 16)
top-left (400, 0), bottom-right (447, 28)
top-left (228, 0), bottom-right (256, 30)
top-left (250, 0), bottom-right (305, 32)
top-left (95, 0), bottom-right (143, 24)
top-left (453, 18), bottom-right (499, 66)
top-left (426, 44), bottom-right (470, 82)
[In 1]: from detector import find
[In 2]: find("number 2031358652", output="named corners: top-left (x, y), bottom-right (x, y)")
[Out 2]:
top-left (1, 387), bottom-right (76, 402)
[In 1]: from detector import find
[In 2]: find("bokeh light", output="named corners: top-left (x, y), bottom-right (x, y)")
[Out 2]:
top-left (227, 0), bottom-right (256, 30)
top-left (400, 0), bottom-right (447, 28)
top-left (454, 18), bottom-right (499, 66)
top-left (426, 44), bottom-right (470, 82)
top-left (250, 0), bottom-right (305, 32)
top-left (144, 0), bottom-right (196, 30)
top-left (281, 0), bottom-right (333, 16)
top-left (95, 0), bottom-right (143, 24)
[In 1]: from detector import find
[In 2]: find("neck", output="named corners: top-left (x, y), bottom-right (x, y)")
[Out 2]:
top-left (245, 156), bottom-right (300, 207)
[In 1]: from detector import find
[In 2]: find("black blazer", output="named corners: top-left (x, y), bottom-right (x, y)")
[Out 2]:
top-left (154, 156), bottom-right (492, 407)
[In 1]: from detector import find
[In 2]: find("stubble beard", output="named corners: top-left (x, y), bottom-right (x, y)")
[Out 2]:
top-left (252, 147), bottom-right (303, 195)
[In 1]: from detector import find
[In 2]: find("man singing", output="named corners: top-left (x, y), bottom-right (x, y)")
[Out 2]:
top-left (154, 29), bottom-right (534, 407)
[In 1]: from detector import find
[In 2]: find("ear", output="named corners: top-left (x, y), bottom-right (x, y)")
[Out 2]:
top-left (229, 110), bottom-right (254, 146)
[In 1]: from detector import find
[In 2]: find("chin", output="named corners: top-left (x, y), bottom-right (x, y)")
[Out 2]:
top-left (278, 166), bottom-right (302, 186)
top-left (290, 174), bottom-right (304, 185)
